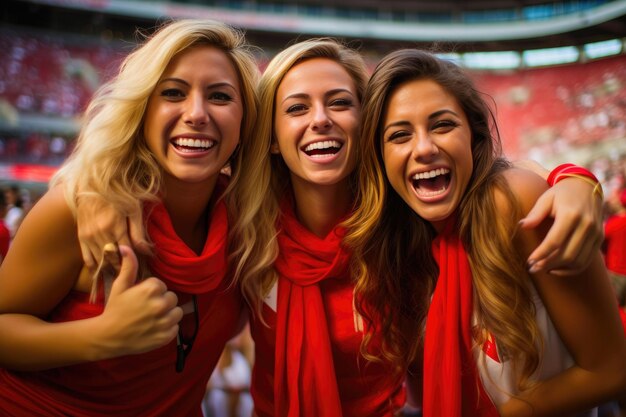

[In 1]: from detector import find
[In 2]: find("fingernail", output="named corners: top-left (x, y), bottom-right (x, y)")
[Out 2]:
top-left (528, 264), bottom-right (540, 274)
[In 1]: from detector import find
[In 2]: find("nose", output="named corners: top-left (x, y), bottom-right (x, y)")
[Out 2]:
top-left (183, 93), bottom-right (209, 127)
top-left (411, 130), bottom-right (439, 161)
top-left (310, 104), bottom-right (332, 131)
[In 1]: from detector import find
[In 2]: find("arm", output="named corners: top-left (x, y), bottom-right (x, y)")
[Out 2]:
top-left (76, 194), bottom-right (148, 269)
top-left (0, 186), bottom-right (183, 371)
top-left (498, 169), bottom-right (626, 417)
top-left (514, 160), bottom-right (603, 275)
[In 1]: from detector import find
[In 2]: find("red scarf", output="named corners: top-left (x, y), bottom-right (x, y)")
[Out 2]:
top-left (273, 200), bottom-right (350, 417)
top-left (424, 222), bottom-right (499, 417)
top-left (146, 177), bottom-right (229, 294)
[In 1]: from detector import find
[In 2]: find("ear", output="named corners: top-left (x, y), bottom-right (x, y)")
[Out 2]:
top-left (270, 141), bottom-right (280, 154)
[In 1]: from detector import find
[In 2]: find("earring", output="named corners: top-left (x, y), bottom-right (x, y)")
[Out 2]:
top-left (270, 142), bottom-right (280, 154)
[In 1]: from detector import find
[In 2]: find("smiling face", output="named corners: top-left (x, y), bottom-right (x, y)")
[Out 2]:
top-left (143, 45), bottom-right (243, 187)
top-left (273, 57), bottom-right (360, 190)
top-left (382, 78), bottom-right (473, 231)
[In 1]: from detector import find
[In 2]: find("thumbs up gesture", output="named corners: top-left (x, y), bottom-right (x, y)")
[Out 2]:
top-left (94, 245), bottom-right (183, 359)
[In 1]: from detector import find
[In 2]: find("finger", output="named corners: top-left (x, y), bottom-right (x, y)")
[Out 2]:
top-left (526, 221), bottom-right (572, 270)
top-left (161, 291), bottom-right (179, 313)
top-left (103, 243), bottom-right (122, 272)
top-left (548, 229), bottom-right (602, 275)
top-left (528, 247), bottom-right (559, 274)
top-left (108, 245), bottom-right (139, 297)
top-left (77, 224), bottom-right (109, 269)
top-left (136, 277), bottom-right (169, 298)
top-left (79, 241), bottom-right (97, 270)
top-left (519, 191), bottom-right (553, 230)
top-left (127, 211), bottom-right (151, 255)
top-left (165, 306), bottom-right (184, 326)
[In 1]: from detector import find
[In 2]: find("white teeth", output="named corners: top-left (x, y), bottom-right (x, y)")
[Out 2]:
top-left (416, 187), bottom-right (447, 197)
top-left (172, 138), bottom-right (215, 150)
top-left (412, 167), bottom-right (450, 180)
top-left (304, 140), bottom-right (342, 152)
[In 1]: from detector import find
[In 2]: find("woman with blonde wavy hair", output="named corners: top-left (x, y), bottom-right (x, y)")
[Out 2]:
top-left (0, 19), bottom-right (258, 416)
top-left (346, 48), bottom-right (626, 417)
top-left (235, 38), bottom-right (408, 417)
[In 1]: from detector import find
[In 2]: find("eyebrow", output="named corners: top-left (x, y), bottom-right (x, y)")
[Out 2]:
top-left (281, 88), bottom-right (355, 104)
top-left (158, 78), bottom-right (237, 90)
top-left (383, 109), bottom-right (459, 134)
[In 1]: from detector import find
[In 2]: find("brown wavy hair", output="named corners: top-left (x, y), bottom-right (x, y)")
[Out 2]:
top-left (344, 49), bottom-right (541, 391)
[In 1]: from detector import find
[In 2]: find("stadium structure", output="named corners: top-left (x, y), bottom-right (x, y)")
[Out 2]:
top-left (0, 0), bottom-right (625, 196)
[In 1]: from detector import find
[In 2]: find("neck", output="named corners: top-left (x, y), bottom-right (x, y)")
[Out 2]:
top-left (162, 174), bottom-right (219, 255)
top-left (290, 176), bottom-right (353, 238)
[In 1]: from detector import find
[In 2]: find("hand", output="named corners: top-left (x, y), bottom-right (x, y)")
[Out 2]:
top-left (76, 195), bottom-right (149, 270)
top-left (95, 245), bottom-right (183, 358)
top-left (519, 176), bottom-right (603, 275)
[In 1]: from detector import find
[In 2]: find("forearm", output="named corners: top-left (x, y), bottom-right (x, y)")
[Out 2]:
top-left (0, 313), bottom-right (113, 371)
top-left (499, 364), bottom-right (626, 417)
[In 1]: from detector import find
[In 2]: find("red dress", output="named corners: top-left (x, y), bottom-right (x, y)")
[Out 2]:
top-left (0, 284), bottom-right (242, 416)
top-left (0, 177), bottom-right (243, 416)
top-left (250, 201), bottom-right (405, 417)
top-left (604, 213), bottom-right (626, 276)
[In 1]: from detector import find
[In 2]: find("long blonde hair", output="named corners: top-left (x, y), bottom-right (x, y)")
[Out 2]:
top-left (231, 38), bottom-right (369, 315)
top-left (51, 19), bottom-right (259, 278)
top-left (345, 49), bottom-right (541, 389)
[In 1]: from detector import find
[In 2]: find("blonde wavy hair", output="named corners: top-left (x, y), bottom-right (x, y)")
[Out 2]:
top-left (345, 49), bottom-right (542, 390)
top-left (231, 38), bottom-right (369, 315)
top-left (51, 19), bottom-right (259, 278)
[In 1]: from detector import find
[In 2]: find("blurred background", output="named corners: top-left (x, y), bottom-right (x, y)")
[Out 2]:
top-left (0, 0), bottom-right (625, 200)
top-left (0, 0), bottom-right (625, 202)
top-left (0, 1), bottom-right (625, 415)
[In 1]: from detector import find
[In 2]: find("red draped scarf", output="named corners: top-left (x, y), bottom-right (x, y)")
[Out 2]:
top-left (423, 221), bottom-right (499, 417)
top-left (273, 199), bottom-right (351, 417)
top-left (146, 176), bottom-right (229, 294)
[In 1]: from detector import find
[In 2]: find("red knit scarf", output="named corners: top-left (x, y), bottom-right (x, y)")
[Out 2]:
top-left (273, 199), bottom-right (351, 417)
top-left (424, 222), bottom-right (499, 417)
top-left (146, 176), bottom-right (229, 294)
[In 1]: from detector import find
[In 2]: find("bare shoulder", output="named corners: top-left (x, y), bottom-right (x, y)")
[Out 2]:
top-left (495, 167), bottom-right (550, 217)
top-left (0, 184), bottom-right (83, 316)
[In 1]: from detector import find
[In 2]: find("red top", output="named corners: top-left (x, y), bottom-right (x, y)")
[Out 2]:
top-left (0, 220), bottom-right (9, 259)
top-left (0, 177), bottom-right (243, 416)
top-left (250, 204), bottom-right (405, 417)
top-left (605, 213), bottom-right (626, 276)
top-left (0, 282), bottom-right (242, 416)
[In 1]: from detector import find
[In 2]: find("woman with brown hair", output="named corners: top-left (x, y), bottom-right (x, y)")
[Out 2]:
top-left (346, 48), bottom-right (626, 416)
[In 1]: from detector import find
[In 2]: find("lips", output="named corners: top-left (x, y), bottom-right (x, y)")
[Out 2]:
top-left (411, 167), bottom-right (451, 198)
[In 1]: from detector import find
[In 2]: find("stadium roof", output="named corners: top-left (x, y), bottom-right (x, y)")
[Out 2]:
top-left (3, 0), bottom-right (626, 53)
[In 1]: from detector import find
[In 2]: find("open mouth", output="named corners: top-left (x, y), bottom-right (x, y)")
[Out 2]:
top-left (302, 140), bottom-right (343, 158)
top-left (411, 168), bottom-right (451, 197)
top-left (171, 138), bottom-right (216, 153)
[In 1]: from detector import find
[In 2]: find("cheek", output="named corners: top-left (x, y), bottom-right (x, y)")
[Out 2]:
top-left (383, 146), bottom-right (402, 174)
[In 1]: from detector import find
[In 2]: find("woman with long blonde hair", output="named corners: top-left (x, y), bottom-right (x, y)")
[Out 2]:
top-left (0, 19), bottom-right (259, 416)
top-left (346, 48), bottom-right (626, 416)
